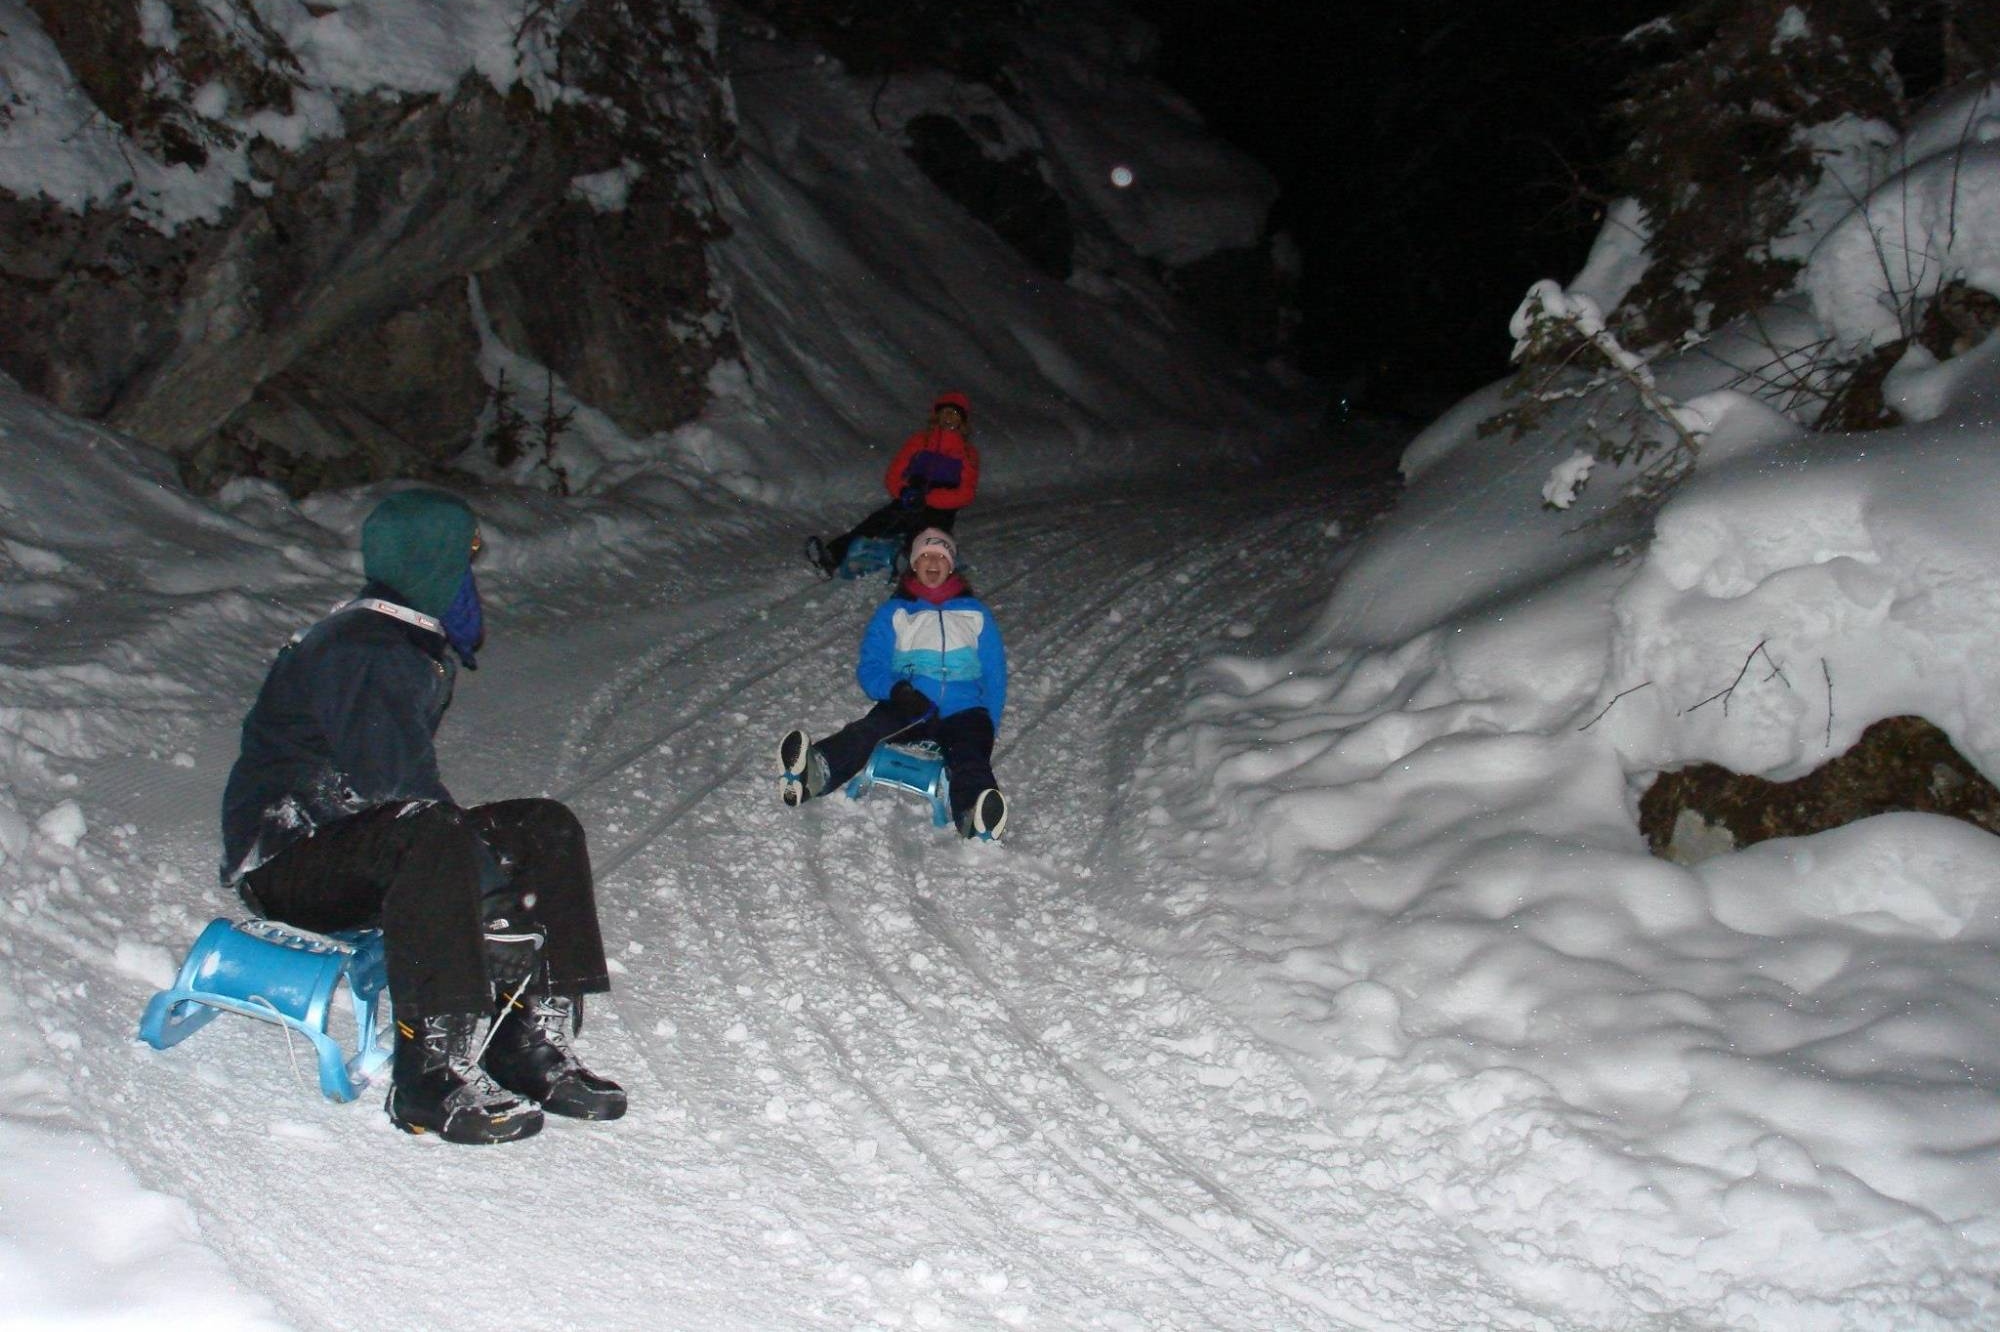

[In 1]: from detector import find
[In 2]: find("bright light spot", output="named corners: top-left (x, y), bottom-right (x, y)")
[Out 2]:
top-left (1109, 165), bottom-right (1134, 189)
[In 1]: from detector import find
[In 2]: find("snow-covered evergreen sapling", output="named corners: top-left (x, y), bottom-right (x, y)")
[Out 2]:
top-left (1506, 279), bottom-right (1714, 512)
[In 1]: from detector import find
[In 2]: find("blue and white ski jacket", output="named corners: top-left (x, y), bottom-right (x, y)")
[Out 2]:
top-left (857, 590), bottom-right (1007, 729)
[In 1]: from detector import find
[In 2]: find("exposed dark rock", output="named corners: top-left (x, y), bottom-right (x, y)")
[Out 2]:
top-left (1640, 715), bottom-right (2000, 863)
top-left (903, 113), bottom-right (1073, 280)
top-left (106, 84), bottom-right (578, 462)
top-left (1, 0), bottom-right (1275, 494)
top-left (481, 180), bottom-right (737, 441)
top-left (745, 0), bottom-right (1294, 361)
top-left (178, 280), bottom-right (487, 496)
top-left (27, 0), bottom-right (300, 172)
top-left (0, 193), bottom-right (208, 419)
top-left (23, 1), bottom-right (150, 134)
top-left (732, 0), bottom-right (1025, 83)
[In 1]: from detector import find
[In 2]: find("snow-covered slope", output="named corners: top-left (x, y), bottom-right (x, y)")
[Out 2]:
top-left (676, 28), bottom-right (1303, 508)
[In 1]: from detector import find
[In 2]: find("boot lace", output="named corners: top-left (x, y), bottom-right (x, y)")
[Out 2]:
top-left (522, 995), bottom-right (585, 1070)
top-left (423, 1017), bottom-right (536, 1119)
top-left (444, 1060), bottom-right (532, 1117)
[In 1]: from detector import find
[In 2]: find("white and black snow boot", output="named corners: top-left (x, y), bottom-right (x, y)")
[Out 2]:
top-left (386, 1012), bottom-right (544, 1145)
top-left (484, 993), bottom-right (627, 1121)
top-left (778, 730), bottom-right (828, 806)
top-left (960, 788), bottom-right (1007, 841)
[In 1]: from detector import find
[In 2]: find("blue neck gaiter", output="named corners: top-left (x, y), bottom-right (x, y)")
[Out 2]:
top-left (441, 569), bottom-right (484, 669)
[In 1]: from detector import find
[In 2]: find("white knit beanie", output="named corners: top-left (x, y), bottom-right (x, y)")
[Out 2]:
top-left (910, 527), bottom-right (957, 570)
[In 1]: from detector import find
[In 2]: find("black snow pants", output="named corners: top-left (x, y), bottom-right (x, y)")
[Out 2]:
top-left (239, 798), bottom-right (610, 1019)
top-left (816, 702), bottom-right (996, 823)
top-left (824, 500), bottom-right (958, 569)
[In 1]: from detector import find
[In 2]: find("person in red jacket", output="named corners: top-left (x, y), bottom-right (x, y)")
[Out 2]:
top-left (808, 391), bottom-right (980, 576)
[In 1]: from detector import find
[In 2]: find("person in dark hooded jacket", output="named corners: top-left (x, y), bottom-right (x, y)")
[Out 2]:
top-left (220, 488), bottom-right (624, 1145)
top-left (807, 390), bottom-right (980, 576)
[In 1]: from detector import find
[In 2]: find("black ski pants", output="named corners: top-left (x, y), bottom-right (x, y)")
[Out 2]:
top-left (240, 798), bottom-right (610, 1018)
top-left (817, 702), bottom-right (996, 823)
top-left (825, 501), bottom-right (957, 569)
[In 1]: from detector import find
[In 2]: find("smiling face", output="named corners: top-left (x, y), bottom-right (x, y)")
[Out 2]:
top-left (934, 405), bottom-right (966, 431)
top-left (912, 548), bottom-right (953, 587)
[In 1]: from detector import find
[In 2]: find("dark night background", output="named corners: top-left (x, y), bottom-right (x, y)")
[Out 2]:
top-left (1125, 0), bottom-right (1677, 414)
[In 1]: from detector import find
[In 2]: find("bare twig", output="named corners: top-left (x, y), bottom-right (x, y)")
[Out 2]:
top-left (1822, 657), bottom-right (1833, 749)
top-left (1578, 680), bottom-right (1653, 732)
top-left (870, 71), bottom-right (892, 132)
top-left (1944, 87), bottom-right (1983, 258)
top-left (1684, 639), bottom-right (1785, 716)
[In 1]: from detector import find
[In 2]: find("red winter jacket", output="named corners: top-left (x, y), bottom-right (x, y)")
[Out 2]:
top-left (883, 426), bottom-right (979, 510)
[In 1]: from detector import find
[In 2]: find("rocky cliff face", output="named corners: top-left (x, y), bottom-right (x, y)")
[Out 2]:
top-left (0, 0), bottom-right (736, 495)
top-left (0, 0), bottom-right (1292, 496)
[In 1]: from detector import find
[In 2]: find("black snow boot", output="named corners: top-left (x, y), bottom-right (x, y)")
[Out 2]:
top-left (484, 993), bottom-right (628, 1121)
top-left (778, 729), bottom-right (828, 807)
top-left (958, 788), bottom-right (1007, 841)
top-left (386, 1012), bottom-right (545, 1145)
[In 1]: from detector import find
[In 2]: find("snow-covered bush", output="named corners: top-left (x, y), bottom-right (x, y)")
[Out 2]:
top-left (1498, 279), bottom-right (1712, 515)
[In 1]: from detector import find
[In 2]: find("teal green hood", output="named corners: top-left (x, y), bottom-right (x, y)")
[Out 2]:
top-left (360, 489), bottom-right (476, 618)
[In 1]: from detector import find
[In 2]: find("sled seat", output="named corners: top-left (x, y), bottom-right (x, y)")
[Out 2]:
top-left (845, 739), bottom-right (953, 829)
top-left (137, 918), bottom-right (391, 1103)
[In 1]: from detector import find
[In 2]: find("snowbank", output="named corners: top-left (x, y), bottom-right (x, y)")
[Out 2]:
top-left (1142, 82), bottom-right (2000, 1326)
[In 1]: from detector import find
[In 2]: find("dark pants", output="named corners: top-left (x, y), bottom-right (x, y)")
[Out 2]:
top-left (825, 502), bottom-right (957, 569)
top-left (818, 702), bottom-right (996, 823)
top-left (241, 798), bottom-right (610, 1018)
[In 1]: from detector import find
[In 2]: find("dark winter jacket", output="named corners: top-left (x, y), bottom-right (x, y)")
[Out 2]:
top-left (220, 488), bottom-right (480, 885)
top-left (857, 579), bottom-right (1007, 727)
top-left (219, 588), bottom-right (458, 884)
top-left (883, 425), bottom-right (979, 510)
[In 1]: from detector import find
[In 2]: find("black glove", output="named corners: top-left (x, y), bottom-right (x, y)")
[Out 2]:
top-left (890, 680), bottom-right (933, 720)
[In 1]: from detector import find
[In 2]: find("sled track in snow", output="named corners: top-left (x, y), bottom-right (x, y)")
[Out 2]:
top-left (581, 473), bottom-right (1488, 1328)
top-left (994, 504), bottom-right (1333, 759)
top-left (898, 889), bottom-right (1410, 1330)
top-left (750, 491), bottom-right (1409, 1325)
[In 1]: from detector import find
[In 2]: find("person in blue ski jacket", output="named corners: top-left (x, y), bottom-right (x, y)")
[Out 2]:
top-left (219, 488), bottom-right (624, 1146)
top-left (779, 527), bottom-right (1009, 839)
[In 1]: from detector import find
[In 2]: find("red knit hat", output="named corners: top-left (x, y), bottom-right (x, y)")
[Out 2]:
top-left (932, 390), bottom-right (970, 419)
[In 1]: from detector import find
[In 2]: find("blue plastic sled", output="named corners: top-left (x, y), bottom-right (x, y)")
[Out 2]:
top-left (831, 538), bottom-right (972, 583)
top-left (837, 534), bottom-right (903, 580)
top-left (844, 739), bottom-right (955, 830)
top-left (137, 918), bottom-right (391, 1102)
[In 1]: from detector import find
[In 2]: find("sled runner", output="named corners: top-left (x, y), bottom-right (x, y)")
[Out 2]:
top-left (137, 918), bottom-right (392, 1102)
